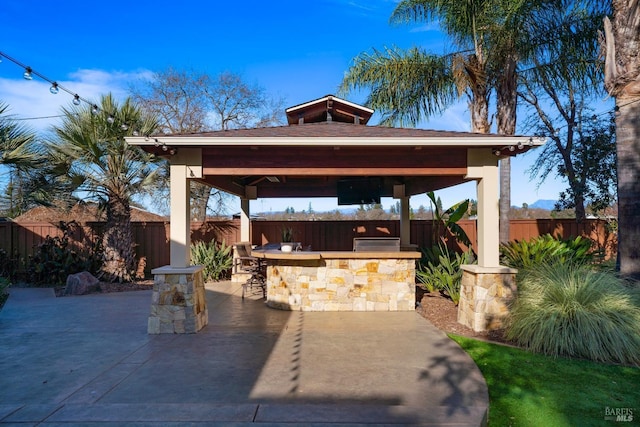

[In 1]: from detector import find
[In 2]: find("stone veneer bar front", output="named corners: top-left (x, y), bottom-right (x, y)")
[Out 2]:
top-left (253, 250), bottom-right (421, 311)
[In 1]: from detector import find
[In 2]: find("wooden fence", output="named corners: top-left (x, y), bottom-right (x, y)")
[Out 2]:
top-left (0, 218), bottom-right (617, 276)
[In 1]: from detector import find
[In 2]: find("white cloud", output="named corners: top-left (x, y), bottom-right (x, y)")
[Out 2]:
top-left (409, 23), bottom-right (441, 33)
top-left (0, 68), bottom-right (152, 131)
top-left (418, 100), bottom-right (471, 132)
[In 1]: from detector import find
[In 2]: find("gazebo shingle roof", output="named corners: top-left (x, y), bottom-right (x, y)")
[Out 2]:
top-left (161, 121), bottom-right (528, 140)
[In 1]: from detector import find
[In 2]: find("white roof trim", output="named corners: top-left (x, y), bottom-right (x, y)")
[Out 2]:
top-left (127, 136), bottom-right (546, 147)
top-left (285, 95), bottom-right (374, 114)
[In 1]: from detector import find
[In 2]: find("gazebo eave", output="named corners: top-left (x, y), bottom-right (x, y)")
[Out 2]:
top-left (127, 135), bottom-right (545, 149)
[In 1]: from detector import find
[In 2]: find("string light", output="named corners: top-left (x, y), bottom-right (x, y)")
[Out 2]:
top-left (2, 49), bottom-right (636, 159)
top-left (23, 66), bottom-right (33, 80)
top-left (0, 50), bottom-right (130, 130)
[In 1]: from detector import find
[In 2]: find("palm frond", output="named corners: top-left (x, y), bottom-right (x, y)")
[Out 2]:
top-left (340, 46), bottom-right (457, 127)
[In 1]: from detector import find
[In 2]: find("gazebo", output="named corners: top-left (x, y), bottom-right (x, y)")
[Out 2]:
top-left (127, 95), bottom-right (544, 334)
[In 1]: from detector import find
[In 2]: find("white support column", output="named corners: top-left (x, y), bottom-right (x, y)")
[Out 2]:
top-left (170, 163), bottom-right (190, 267)
top-left (466, 149), bottom-right (500, 267)
top-left (240, 198), bottom-right (250, 242)
top-left (169, 149), bottom-right (202, 268)
top-left (394, 185), bottom-right (411, 247)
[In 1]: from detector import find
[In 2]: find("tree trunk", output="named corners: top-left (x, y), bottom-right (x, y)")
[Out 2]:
top-left (499, 158), bottom-right (511, 244)
top-left (102, 194), bottom-right (135, 282)
top-left (497, 56), bottom-right (518, 244)
top-left (190, 181), bottom-right (211, 223)
top-left (615, 98), bottom-right (640, 278)
top-left (602, 9), bottom-right (640, 277)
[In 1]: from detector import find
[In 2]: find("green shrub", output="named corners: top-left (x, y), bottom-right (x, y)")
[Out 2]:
top-left (0, 249), bottom-right (20, 281)
top-left (190, 240), bottom-right (233, 282)
top-left (26, 224), bottom-right (102, 286)
top-left (500, 234), bottom-right (596, 271)
top-left (0, 276), bottom-right (10, 309)
top-left (506, 262), bottom-right (640, 365)
top-left (417, 244), bottom-right (475, 305)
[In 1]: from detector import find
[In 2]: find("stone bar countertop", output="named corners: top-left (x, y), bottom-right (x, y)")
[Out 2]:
top-left (251, 249), bottom-right (421, 260)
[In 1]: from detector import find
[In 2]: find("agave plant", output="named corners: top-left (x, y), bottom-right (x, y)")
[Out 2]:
top-left (190, 240), bottom-right (233, 282)
top-left (417, 243), bottom-right (475, 305)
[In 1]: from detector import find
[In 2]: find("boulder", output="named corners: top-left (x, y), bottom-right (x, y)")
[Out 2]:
top-left (65, 271), bottom-right (100, 296)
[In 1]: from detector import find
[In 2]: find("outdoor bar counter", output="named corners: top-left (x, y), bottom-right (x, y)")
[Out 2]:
top-left (252, 249), bottom-right (421, 312)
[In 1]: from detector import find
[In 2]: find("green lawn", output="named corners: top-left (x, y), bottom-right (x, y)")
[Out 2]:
top-left (450, 334), bottom-right (640, 427)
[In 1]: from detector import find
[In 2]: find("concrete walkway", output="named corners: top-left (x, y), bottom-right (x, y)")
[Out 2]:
top-left (0, 281), bottom-right (488, 426)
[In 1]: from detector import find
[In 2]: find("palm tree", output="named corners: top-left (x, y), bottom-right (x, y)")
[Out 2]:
top-left (341, 1), bottom-right (492, 133)
top-left (0, 102), bottom-right (44, 217)
top-left (603, 0), bottom-right (640, 278)
top-left (341, 0), bottom-right (517, 242)
top-left (51, 94), bottom-right (158, 282)
top-left (342, 0), bottom-right (606, 242)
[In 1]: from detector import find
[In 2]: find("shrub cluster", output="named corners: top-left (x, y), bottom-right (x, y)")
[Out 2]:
top-left (0, 276), bottom-right (9, 309)
top-left (0, 248), bottom-right (20, 282)
top-left (417, 243), bottom-right (475, 305)
top-left (190, 240), bottom-right (233, 282)
top-left (500, 234), bottom-right (597, 271)
top-left (26, 231), bottom-right (102, 286)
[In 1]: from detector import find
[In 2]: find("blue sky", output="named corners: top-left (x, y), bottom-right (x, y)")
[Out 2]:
top-left (0, 0), bottom-right (580, 214)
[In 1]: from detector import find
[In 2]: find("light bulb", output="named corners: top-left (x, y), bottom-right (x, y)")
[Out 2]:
top-left (73, 95), bottom-right (81, 105)
top-left (91, 105), bottom-right (99, 115)
top-left (107, 115), bottom-right (115, 124)
top-left (49, 83), bottom-right (59, 94)
top-left (23, 67), bottom-right (33, 80)
top-left (121, 123), bottom-right (129, 131)
top-left (509, 145), bottom-right (516, 152)
top-left (517, 142), bottom-right (524, 150)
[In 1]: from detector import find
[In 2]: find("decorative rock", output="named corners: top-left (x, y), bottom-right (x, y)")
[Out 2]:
top-left (65, 271), bottom-right (100, 295)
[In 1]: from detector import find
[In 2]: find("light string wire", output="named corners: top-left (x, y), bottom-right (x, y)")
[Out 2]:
top-left (0, 51), bottom-right (98, 111)
top-left (3, 50), bottom-right (640, 155)
top-left (0, 50), bottom-right (179, 151)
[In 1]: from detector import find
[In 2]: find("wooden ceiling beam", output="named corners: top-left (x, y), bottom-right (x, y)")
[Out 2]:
top-left (202, 167), bottom-right (467, 176)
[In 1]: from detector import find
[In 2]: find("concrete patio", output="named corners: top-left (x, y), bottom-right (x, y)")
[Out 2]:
top-left (0, 281), bottom-right (488, 426)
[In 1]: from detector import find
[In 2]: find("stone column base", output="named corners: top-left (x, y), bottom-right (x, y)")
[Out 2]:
top-left (148, 265), bottom-right (208, 334)
top-left (457, 264), bottom-right (517, 332)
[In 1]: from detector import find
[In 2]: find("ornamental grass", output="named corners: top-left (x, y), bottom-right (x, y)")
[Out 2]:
top-left (506, 262), bottom-right (640, 365)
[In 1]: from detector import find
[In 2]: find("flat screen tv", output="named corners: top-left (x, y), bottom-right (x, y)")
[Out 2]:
top-left (337, 178), bottom-right (382, 205)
